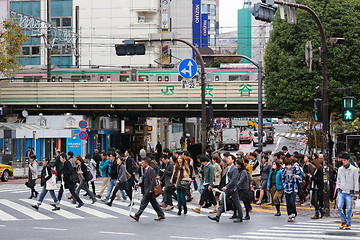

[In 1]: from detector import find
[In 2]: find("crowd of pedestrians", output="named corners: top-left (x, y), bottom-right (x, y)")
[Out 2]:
top-left (24, 145), bottom-right (359, 229)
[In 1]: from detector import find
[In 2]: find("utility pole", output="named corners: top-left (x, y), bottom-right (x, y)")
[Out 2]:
top-left (46, 0), bottom-right (51, 81)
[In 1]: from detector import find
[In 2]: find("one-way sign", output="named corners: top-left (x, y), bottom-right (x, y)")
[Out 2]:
top-left (179, 59), bottom-right (197, 79)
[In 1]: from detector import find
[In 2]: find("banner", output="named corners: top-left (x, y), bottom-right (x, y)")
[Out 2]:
top-left (201, 14), bottom-right (208, 47)
top-left (192, 0), bottom-right (201, 58)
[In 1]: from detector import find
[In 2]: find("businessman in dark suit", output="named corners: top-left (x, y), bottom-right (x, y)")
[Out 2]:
top-left (209, 154), bottom-right (243, 223)
top-left (130, 158), bottom-right (165, 221)
top-left (160, 154), bottom-right (175, 210)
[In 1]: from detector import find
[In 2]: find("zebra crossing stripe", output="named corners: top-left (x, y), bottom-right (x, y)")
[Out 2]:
top-left (0, 199), bottom-right (52, 220)
top-left (0, 208), bottom-right (18, 221)
top-left (20, 199), bottom-right (83, 219)
top-left (112, 199), bottom-right (178, 217)
top-left (59, 200), bottom-right (117, 219)
top-left (285, 133), bottom-right (290, 137)
top-left (81, 198), bottom-right (141, 217)
top-left (238, 231), bottom-right (360, 240)
top-left (283, 224), bottom-right (360, 230)
top-left (228, 235), bottom-right (315, 240)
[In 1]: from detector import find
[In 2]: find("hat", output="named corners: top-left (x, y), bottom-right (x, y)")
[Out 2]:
top-left (139, 149), bottom-right (146, 156)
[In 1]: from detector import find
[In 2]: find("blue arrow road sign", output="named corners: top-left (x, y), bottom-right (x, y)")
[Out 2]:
top-left (179, 59), bottom-right (197, 79)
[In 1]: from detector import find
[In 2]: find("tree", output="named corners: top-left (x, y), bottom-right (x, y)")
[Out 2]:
top-left (0, 19), bottom-right (28, 78)
top-left (264, 0), bottom-right (360, 114)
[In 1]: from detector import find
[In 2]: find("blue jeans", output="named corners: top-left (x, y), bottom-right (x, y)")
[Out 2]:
top-left (337, 192), bottom-right (354, 226)
top-left (285, 191), bottom-right (297, 217)
top-left (38, 186), bottom-right (59, 205)
top-left (176, 188), bottom-right (187, 207)
top-left (104, 179), bottom-right (127, 201)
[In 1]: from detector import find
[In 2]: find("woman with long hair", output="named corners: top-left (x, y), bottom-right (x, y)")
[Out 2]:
top-left (106, 156), bottom-right (127, 207)
top-left (171, 155), bottom-right (191, 215)
top-left (309, 159), bottom-right (324, 219)
top-left (27, 155), bottom-right (39, 199)
top-left (74, 155), bottom-right (97, 204)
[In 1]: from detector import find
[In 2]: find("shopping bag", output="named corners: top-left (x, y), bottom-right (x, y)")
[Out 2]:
top-left (355, 199), bottom-right (360, 212)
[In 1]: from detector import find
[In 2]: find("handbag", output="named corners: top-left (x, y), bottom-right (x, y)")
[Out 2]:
top-left (84, 170), bottom-right (93, 181)
top-left (69, 170), bottom-right (78, 182)
top-left (46, 168), bottom-right (57, 190)
top-left (125, 171), bottom-right (131, 180)
top-left (355, 199), bottom-right (360, 212)
top-left (177, 180), bottom-right (191, 191)
top-left (149, 170), bottom-right (162, 199)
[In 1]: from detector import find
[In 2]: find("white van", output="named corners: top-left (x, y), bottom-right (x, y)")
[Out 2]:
top-left (252, 131), bottom-right (267, 147)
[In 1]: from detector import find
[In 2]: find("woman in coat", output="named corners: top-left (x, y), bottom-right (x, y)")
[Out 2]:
top-left (267, 160), bottom-right (284, 216)
top-left (106, 156), bottom-right (127, 207)
top-left (85, 153), bottom-right (97, 195)
top-left (309, 159), bottom-right (324, 219)
top-left (256, 156), bottom-right (271, 205)
top-left (31, 157), bottom-right (60, 211)
top-left (236, 159), bottom-right (251, 220)
top-left (74, 155), bottom-right (97, 204)
top-left (27, 155), bottom-right (39, 199)
top-left (171, 155), bottom-right (191, 215)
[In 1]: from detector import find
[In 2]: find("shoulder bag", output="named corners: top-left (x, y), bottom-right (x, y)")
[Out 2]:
top-left (149, 170), bottom-right (162, 199)
top-left (46, 167), bottom-right (57, 190)
top-left (177, 180), bottom-right (191, 191)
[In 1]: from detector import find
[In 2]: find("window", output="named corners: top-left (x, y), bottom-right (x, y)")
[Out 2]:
top-left (106, 76), bottom-right (111, 82)
top-left (164, 76), bottom-right (170, 81)
top-left (229, 75), bottom-right (250, 81)
top-left (172, 123), bottom-right (183, 134)
top-left (157, 76), bottom-right (162, 81)
top-left (58, 76), bottom-right (63, 82)
top-left (138, 16), bottom-right (145, 23)
top-left (215, 75), bottom-right (220, 81)
top-left (71, 75), bottom-right (81, 82)
top-left (22, 47), bottom-right (30, 55)
top-left (120, 75), bottom-right (129, 82)
top-left (99, 76), bottom-right (104, 82)
top-left (32, 46), bottom-right (40, 55)
top-left (62, 18), bottom-right (71, 27)
top-left (139, 75), bottom-right (148, 81)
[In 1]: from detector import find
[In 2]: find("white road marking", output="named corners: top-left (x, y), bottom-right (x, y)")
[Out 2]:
top-left (99, 231), bottom-right (135, 236)
top-left (285, 133), bottom-right (290, 137)
top-left (81, 198), bottom-right (134, 217)
top-left (237, 232), bottom-right (360, 239)
top-left (274, 136), bottom-right (283, 152)
top-left (0, 209), bottom-right (18, 221)
top-left (170, 236), bottom-right (208, 240)
top-left (59, 200), bottom-right (116, 219)
top-left (33, 227), bottom-right (67, 231)
top-left (228, 235), bottom-right (314, 240)
top-left (20, 199), bottom-right (83, 219)
top-left (113, 199), bottom-right (178, 217)
top-left (0, 199), bottom-right (51, 220)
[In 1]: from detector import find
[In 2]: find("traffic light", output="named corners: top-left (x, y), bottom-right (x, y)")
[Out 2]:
top-left (206, 105), bottom-right (213, 125)
top-left (115, 41), bottom-right (145, 56)
top-left (342, 97), bottom-right (355, 121)
top-left (249, 1), bottom-right (277, 23)
top-left (314, 98), bottom-right (322, 122)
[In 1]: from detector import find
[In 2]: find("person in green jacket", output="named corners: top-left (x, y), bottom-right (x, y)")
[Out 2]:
top-left (192, 155), bottom-right (218, 214)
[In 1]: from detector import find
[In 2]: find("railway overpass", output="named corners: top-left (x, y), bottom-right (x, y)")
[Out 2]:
top-left (0, 80), bottom-right (277, 117)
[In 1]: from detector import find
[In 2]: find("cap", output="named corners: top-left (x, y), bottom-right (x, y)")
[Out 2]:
top-left (139, 149), bottom-right (146, 156)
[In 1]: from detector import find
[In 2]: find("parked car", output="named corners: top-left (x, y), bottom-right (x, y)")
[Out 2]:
top-left (283, 118), bottom-right (292, 124)
top-left (0, 163), bottom-right (13, 182)
top-left (239, 131), bottom-right (253, 144)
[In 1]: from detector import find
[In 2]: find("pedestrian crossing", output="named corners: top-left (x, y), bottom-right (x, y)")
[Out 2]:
top-left (228, 219), bottom-right (360, 240)
top-left (274, 132), bottom-right (303, 138)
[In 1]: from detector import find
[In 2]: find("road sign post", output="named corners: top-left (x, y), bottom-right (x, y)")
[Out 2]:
top-left (79, 120), bottom-right (88, 129)
top-left (79, 131), bottom-right (88, 141)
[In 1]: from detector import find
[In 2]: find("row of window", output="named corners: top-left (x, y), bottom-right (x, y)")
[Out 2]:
top-left (17, 74), bottom-right (250, 82)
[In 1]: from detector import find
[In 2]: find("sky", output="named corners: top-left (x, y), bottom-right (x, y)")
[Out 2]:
top-left (220, 0), bottom-right (245, 33)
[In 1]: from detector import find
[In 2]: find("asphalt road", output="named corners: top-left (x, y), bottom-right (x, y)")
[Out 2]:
top-left (1, 180), bottom-right (360, 240)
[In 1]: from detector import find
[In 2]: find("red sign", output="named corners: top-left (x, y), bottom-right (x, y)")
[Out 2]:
top-left (79, 120), bottom-right (88, 129)
top-left (79, 131), bottom-right (88, 140)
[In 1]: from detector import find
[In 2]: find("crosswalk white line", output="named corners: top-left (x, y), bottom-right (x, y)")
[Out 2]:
top-left (282, 224), bottom-right (360, 230)
top-left (270, 226), bottom-right (355, 233)
top-left (0, 208), bottom-right (18, 221)
top-left (237, 231), bottom-right (360, 240)
top-left (59, 200), bottom-right (117, 219)
top-left (285, 133), bottom-right (290, 137)
top-left (0, 199), bottom-right (52, 220)
top-left (81, 198), bottom-right (139, 217)
top-left (291, 133), bottom-right (296, 137)
top-left (228, 235), bottom-right (315, 240)
top-left (112, 200), bottom-right (178, 218)
top-left (20, 199), bottom-right (83, 219)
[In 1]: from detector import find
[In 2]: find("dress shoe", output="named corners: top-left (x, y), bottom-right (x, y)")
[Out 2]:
top-left (183, 206), bottom-right (187, 215)
top-left (233, 218), bottom-right (243, 223)
top-left (339, 222), bottom-right (346, 229)
top-left (68, 195), bottom-right (74, 199)
top-left (229, 215), bottom-right (238, 219)
top-left (34, 192), bottom-right (39, 198)
top-left (275, 212), bottom-right (281, 216)
top-left (154, 216), bottom-right (165, 221)
top-left (209, 209), bottom-right (218, 214)
top-left (177, 206), bottom-right (182, 215)
top-left (208, 216), bottom-right (219, 222)
top-left (50, 203), bottom-right (56, 207)
top-left (96, 194), bottom-right (101, 199)
top-left (76, 202), bottom-right (84, 208)
top-left (345, 224), bottom-right (351, 230)
top-left (128, 202), bottom-right (134, 207)
top-left (52, 207), bottom-right (60, 211)
top-left (164, 205), bottom-right (174, 211)
top-left (92, 199), bottom-right (97, 204)
top-left (28, 196), bottom-right (33, 199)
top-left (130, 215), bottom-right (139, 221)
top-left (192, 208), bottom-right (201, 214)
top-left (31, 204), bottom-right (39, 210)
top-left (243, 215), bottom-right (250, 220)
top-left (106, 202), bottom-right (112, 207)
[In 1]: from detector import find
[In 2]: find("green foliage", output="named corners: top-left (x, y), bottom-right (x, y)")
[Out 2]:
top-left (265, 0), bottom-right (360, 114)
top-left (0, 19), bottom-right (28, 77)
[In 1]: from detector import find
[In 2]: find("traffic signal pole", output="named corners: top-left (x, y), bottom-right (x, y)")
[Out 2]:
top-left (132, 38), bottom-right (207, 155)
top-left (273, 0), bottom-right (331, 216)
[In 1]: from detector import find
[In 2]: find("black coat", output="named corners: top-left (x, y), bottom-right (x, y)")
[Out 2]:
top-left (55, 154), bottom-right (63, 174)
top-left (311, 168), bottom-right (324, 190)
top-left (62, 160), bottom-right (77, 189)
top-left (40, 165), bottom-right (52, 187)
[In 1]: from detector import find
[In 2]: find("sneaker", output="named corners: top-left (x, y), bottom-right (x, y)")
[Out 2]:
top-left (160, 203), bottom-right (166, 208)
top-left (287, 216), bottom-right (293, 222)
top-left (340, 222), bottom-right (346, 229)
top-left (345, 224), bottom-right (351, 230)
top-left (301, 201), bottom-right (308, 207)
top-left (164, 205), bottom-right (174, 211)
top-left (192, 208), bottom-right (201, 214)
